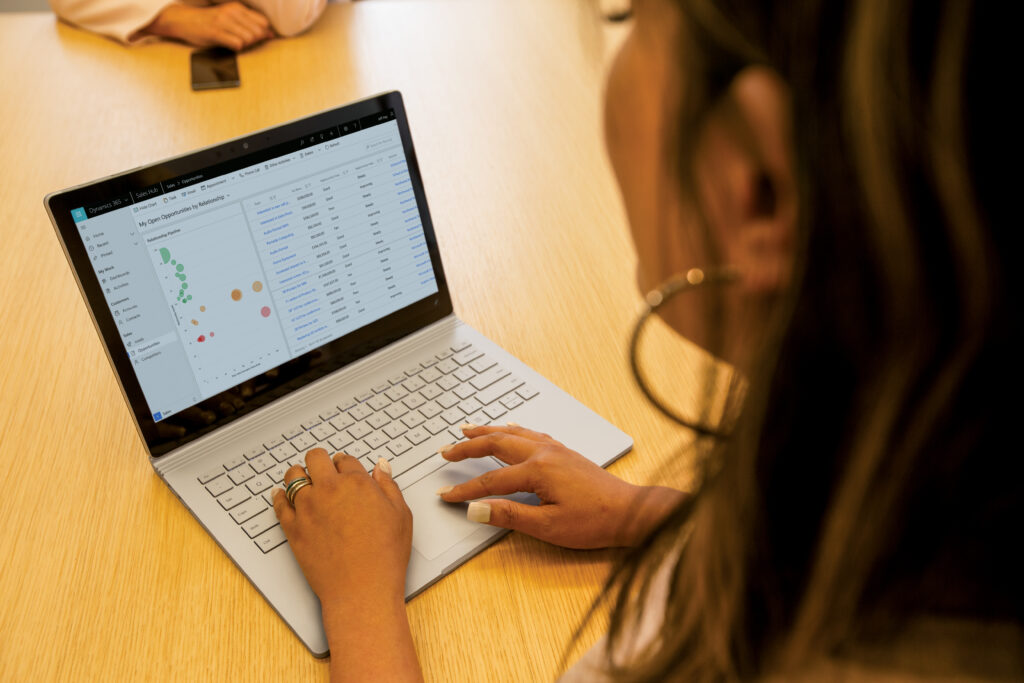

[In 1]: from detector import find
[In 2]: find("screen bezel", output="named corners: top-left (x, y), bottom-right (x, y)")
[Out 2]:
top-left (45, 91), bottom-right (453, 457)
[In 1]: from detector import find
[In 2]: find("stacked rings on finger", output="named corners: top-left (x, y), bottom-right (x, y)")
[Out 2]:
top-left (285, 476), bottom-right (312, 506)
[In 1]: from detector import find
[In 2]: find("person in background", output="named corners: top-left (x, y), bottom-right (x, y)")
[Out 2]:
top-left (272, 0), bottom-right (1022, 680)
top-left (49, 0), bottom-right (326, 49)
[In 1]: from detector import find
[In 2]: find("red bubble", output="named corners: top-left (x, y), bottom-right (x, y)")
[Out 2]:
top-left (261, 306), bottom-right (271, 318)
top-left (210, 332), bottom-right (214, 337)
top-left (197, 335), bottom-right (205, 342)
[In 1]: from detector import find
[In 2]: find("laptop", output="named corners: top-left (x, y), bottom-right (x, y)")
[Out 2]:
top-left (44, 91), bottom-right (632, 657)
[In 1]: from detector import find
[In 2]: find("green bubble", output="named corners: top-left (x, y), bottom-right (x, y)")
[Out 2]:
top-left (176, 273), bottom-right (185, 281)
top-left (182, 283), bottom-right (188, 290)
top-left (176, 264), bottom-right (184, 272)
top-left (160, 248), bottom-right (171, 264)
top-left (171, 259), bottom-right (176, 265)
top-left (186, 295), bottom-right (192, 302)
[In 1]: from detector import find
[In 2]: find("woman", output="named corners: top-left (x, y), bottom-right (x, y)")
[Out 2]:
top-left (273, 0), bottom-right (1023, 679)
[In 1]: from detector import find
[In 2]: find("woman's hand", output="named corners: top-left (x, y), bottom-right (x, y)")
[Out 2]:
top-left (438, 424), bottom-right (686, 549)
top-left (144, 2), bottom-right (274, 51)
top-left (273, 449), bottom-right (423, 683)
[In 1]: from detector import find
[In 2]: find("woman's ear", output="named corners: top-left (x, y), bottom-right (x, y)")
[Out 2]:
top-left (694, 66), bottom-right (796, 296)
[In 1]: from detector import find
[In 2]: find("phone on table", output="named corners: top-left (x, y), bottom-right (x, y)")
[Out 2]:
top-left (190, 47), bottom-right (240, 91)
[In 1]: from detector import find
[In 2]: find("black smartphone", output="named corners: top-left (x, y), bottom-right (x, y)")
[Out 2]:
top-left (190, 47), bottom-right (240, 91)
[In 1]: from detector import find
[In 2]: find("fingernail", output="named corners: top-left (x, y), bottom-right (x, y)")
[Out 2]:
top-left (467, 502), bottom-right (491, 524)
top-left (506, 421), bottom-right (519, 427)
top-left (437, 444), bottom-right (454, 456)
top-left (376, 457), bottom-right (392, 477)
top-left (436, 485), bottom-right (454, 496)
top-left (460, 423), bottom-right (477, 432)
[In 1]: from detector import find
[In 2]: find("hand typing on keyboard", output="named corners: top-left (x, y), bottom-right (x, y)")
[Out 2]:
top-left (437, 424), bottom-right (686, 549)
top-left (272, 448), bottom-right (423, 681)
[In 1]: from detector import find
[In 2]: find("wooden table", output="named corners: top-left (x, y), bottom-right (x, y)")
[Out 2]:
top-left (0, 3), bottom-right (703, 680)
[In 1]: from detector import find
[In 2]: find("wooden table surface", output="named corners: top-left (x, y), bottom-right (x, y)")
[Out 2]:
top-left (0, 2), bottom-right (704, 680)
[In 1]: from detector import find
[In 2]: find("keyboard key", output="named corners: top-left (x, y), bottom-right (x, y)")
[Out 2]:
top-left (501, 394), bottom-right (525, 410)
top-left (453, 384), bottom-right (477, 400)
top-left (230, 497), bottom-right (266, 524)
top-left (268, 463), bottom-right (289, 484)
top-left (292, 432), bottom-right (317, 451)
top-left (451, 340), bottom-right (472, 353)
top-left (242, 509), bottom-right (279, 538)
top-left (383, 422), bottom-right (408, 439)
top-left (217, 488), bottom-right (249, 510)
top-left (300, 418), bottom-right (322, 431)
top-left (263, 490), bottom-right (277, 506)
top-left (338, 398), bottom-right (357, 412)
top-left (484, 404), bottom-right (508, 420)
top-left (330, 414), bottom-right (354, 431)
top-left (357, 457), bottom-right (375, 473)
top-left (387, 373), bottom-right (407, 385)
top-left (282, 426), bottom-right (304, 440)
top-left (367, 394), bottom-right (390, 411)
top-left (372, 382), bottom-right (390, 394)
top-left (328, 433), bottom-right (354, 451)
top-left (406, 427), bottom-right (430, 445)
top-left (453, 347), bottom-right (484, 365)
top-left (401, 411), bottom-right (426, 429)
top-left (206, 476), bottom-right (232, 497)
top-left (401, 378), bottom-right (424, 395)
top-left (229, 466), bottom-right (255, 486)
top-left (255, 525), bottom-right (288, 553)
top-left (419, 401), bottom-right (443, 419)
top-left (441, 408), bottom-right (464, 424)
top-left (348, 422), bottom-right (372, 440)
top-left (424, 417), bottom-right (448, 435)
top-left (263, 436), bottom-right (285, 450)
top-left (469, 357), bottom-right (497, 373)
top-left (436, 359), bottom-right (458, 374)
top-left (436, 349), bottom-right (454, 360)
top-left (365, 431), bottom-right (388, 450)
top-left (420, 384), bottom-right (442, 400)
top-left (437, 375), bottom-right (459, 391)
top-left (453, 366), bottom-right (475, 382)
top-left (477, 376), bottom-right (525, 405)
top-left (517, 385), bottom-right (539, 400)
top-left (437, 392), bottom-right (459, 409)
top-left (420, 368), bottom-right (442, 383)
top-left (223, 454), bottom-right (246, 471)
top-left (403, 393), bottom-right (426, 410)
top-left (449, 425), bottom-right (468, 441)
top-left (349, 403), bottom-right (373, 421)
top-left (420, 357), bottom-right (439, 368)
top-left (390, 446), bottom-right (434, 477)
top-left (467, 410), bottom-right (490, 426)
top-left (470, 365), bottom-right (510, 391)
top-left (458, 397), bottom-right (483, 415)
top-left (198, 467), bottom-right (224, 484)
top-left (355, 390), bottom-right (374, 402)
top-left (319, 407), bottom-right (340, 421)
top-left (310, 423), bottom-right (336, 441)
top-left (384, 403), bottom-right (409, 420)
top-left (387, 437), bottom-right (412, 457)
top-left (403, 365), bottom-right (422, 377)
top-left (347, 441), bottom-right (370, 458)
top-left (366, 412), bottom-right (389, 429)
top-left (247, 475), bottom-right (273, 496)
top-left (385, 386), bottom-right (409, 402)
top-left (243, 447), bottom-right (265, 460)
top-left (270, 443), bottom-right (296, 463)
top-left (250, 453), bottom-right (276, 474)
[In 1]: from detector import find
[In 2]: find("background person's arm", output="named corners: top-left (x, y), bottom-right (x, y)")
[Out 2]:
top-left (142, 2), bottom-right (273, 50)
top-left (49, 0), bottom-right (171, 44)
top-left (244, 0), bottom-right (327, 37)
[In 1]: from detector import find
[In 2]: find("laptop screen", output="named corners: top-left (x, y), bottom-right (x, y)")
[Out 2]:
top-left (47, 93), bottom-right (452, 456)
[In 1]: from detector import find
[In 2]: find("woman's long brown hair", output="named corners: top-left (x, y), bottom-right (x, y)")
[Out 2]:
top-left (581, 1), bottom-right (1020, 679)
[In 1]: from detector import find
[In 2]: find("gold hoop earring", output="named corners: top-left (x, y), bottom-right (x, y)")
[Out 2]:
top-left (629, 266), bottom-right (740, 438)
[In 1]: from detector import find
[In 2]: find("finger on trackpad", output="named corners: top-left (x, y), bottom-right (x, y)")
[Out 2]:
top-left (405, 458), bottom-right (504, 561)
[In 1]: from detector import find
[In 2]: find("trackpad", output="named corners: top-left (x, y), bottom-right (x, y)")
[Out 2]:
top-left (405, 458), bottom-right (509, 561)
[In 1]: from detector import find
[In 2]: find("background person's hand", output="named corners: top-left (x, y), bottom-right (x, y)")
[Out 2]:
top-left (438, 424), bottom-right (686, 549)
top-left (144, 2), bottom-right (274, 51)
top-left (273, 449), bottom-right (412, 607)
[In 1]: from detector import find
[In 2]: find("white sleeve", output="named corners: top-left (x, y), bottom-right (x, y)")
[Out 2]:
top-left (48, 0), bottom-right (178, 44)
top-left (242, 0), bottom-right (327, 37)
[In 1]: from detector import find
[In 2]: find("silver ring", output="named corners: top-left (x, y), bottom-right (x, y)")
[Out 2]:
top-left (285, 476), bottom-right (312, 506)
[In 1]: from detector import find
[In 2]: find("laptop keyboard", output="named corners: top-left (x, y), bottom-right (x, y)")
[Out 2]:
top-left (195, 341), bottom-right (540, 554)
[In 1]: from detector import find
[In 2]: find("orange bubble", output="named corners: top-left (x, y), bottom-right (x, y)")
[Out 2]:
top-left (191, 319), bottom-right (198, 326)
top-left (231, 289), bottom-right (242, 301)
top-left (200, 305), bottom-right (206, 312)
top-left (252, 280), bottom-right (263, 292)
